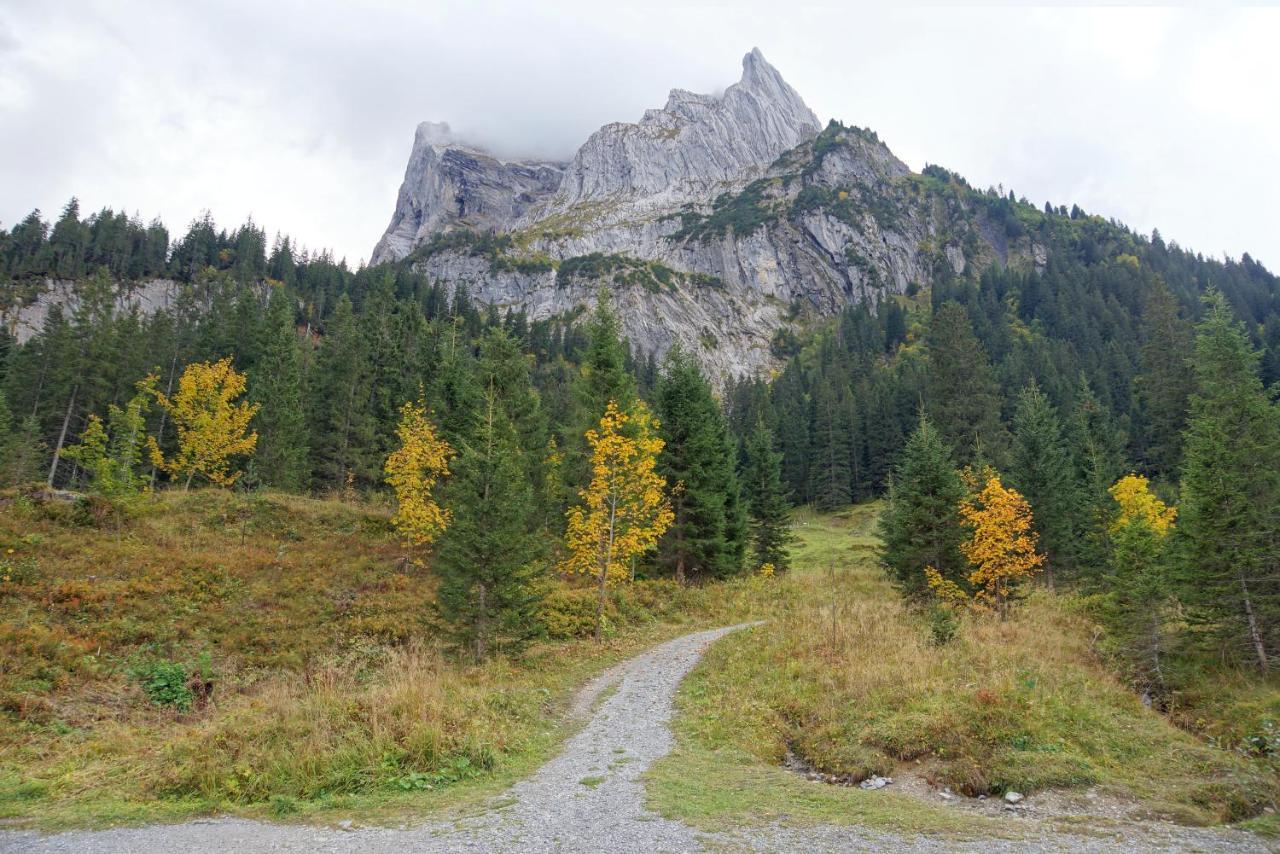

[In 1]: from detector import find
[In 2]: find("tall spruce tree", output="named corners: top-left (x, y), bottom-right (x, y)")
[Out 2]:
top-left (1010, 382), bottom-right (1074, 584)
top-left (741, 420), bottom-right (793, 572)
top-left (654, 348), bottom-right (745, 581)
top-left (575, 291), bottom-right (636, 422)
top-left (250, 288), bottom-right (310, 490)
top-left (878, 415), bottom-right (968, 599)
top-left (0, 390), bottom-right (13, 485)
top-left (1135, 281), bottom-right (1194, 480)
top-left (1176, 292), bottom-right (1280, 672)
top-left (925, 301), bottom-right (1008, 466)
top-left (308, 294), bottom-right (376, 490)
top-left (1065, 375), bottom-right (1127, 582)
top-left (809, 377), bottom-right (853, 510)
top-left (433, 388), bottom-right (545, 660)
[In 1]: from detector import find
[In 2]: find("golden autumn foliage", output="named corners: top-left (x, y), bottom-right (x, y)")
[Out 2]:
top-left (561, 400), bottom-right (673, 638)
top-left (384, 399), bottom-right (454, 550)
top-left (148, 358), bottom-right (258, 490)
top-left (1108, 474), bottom-right (1176, 536)
top-left (927, 474), bottom-right (1044, 615)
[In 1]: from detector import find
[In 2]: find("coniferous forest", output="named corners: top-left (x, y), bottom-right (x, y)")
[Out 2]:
top-left (3, 194), bottom-right (1280, 678)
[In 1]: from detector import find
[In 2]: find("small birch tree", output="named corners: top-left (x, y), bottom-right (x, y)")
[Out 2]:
top-left (384, 399), bottom-right (454, 553)
top-left (561, 401), bottom-right (673, 640)
top-left (148, 359), bottom-right (258, 490)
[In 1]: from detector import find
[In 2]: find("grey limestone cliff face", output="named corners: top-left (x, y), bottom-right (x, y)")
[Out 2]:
top-left (371, 50), bottom-right (1030, 381)
top-left (370, 122), bottom-right (565, 265)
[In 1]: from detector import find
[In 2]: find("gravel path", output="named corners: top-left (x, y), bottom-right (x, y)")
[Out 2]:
top-left (3, 624), bottom-right (1271, 853)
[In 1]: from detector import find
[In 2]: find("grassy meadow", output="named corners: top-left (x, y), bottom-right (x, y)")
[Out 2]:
top-left (647, 504), bottom-right (1280, 832)
top-left (2, 489), bottom-right (1276, 834)
top-left (0, 488), bottom-right (783, 829)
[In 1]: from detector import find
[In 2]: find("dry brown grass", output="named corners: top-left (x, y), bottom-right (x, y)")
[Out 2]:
top-left (0, 487), bottom-right (787, 828)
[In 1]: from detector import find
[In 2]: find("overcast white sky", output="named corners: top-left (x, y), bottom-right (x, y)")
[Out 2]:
top-left (2, 2), bottom-right (1277, 268)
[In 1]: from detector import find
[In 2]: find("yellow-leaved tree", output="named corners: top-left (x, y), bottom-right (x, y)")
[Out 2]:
top-left (561, 400), bottom-right (673, 640)
top-left (1109, 474), bottom-right (1177, 534)
top-left (384, 399), bottom-right (454, 553)
top-left (1106, 474), bottom-right (1177, 691)
top-left (927, 474), bottom-right (1044, 616)
top-left (148, 358), bottom-right (259, 490)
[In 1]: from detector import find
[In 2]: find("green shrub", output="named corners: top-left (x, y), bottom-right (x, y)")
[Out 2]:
top-left (541, 587), bottom-right (607, 639)
top-left (131, 659), bottom-right (194, 711)
top-left (927, 605), bottom-right (958, 646)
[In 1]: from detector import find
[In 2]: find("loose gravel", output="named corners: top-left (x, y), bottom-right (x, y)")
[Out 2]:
top-left (2, 624), bottom-right (1271, 853)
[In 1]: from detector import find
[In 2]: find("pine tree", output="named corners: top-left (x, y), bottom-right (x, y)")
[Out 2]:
top-left (434, 388), bottom-right (545, 660)
top-left (654, 348), bottom-right (745, 582)
top-left (308, 294), bottom-right (376, 491)
top-left (1176, 292), bottom-right (1280, 672)
top-left (0, 391), bottom-right (16, 486)
top-left (878, 415), bottom-right (967, 599)
top-left (574, 291), bottom-right (636, 422)
top-left (250, 288), bottom-right (310, 490)
top-left (809, 377), bottom-right (852, 510)
top-left (477, 326), bottom-right (548, 497)
top-left (565, 292), bottom-right (637, 503)
top-left (1135, 280), bottom-right (1194, 480)
top-left (1010, 382), bottom-right (1074, 584)
top-left (428, 322), bottom-right (483, 445)
top-left (741, 420), bottom-right (794, 572)
top-left (925, 301), bottom-right (1008, 466)
top-left (1065, 375), bottom-right (1127, 582)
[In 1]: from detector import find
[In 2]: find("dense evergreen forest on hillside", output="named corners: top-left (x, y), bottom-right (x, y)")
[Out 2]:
top-left (2, 187), bottom-right (1280, 676)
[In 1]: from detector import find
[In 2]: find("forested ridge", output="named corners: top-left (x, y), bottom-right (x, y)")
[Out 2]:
top-left (3, 160), bottom-right (1280, 677)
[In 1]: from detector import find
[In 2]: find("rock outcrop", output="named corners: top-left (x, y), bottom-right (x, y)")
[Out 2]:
top-left (371, 122), bottom-right (565, 265)
top-left (373, 49), bottom-right (1040, 381)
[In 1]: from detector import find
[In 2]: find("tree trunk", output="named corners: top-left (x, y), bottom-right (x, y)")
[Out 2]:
top-left (1239, 572), bottom-right (1269, 673)
top-left (1149, 610), bottom-right (1166, 692)
top-left (46, 385), bottom-right (78, 487)
top-left (475, 583), bottom-right (487, 662)
top-left (596, 501), bottom-right (618, 642)
top-left (151, 349), bottom-right (179, 489)
top-left (595, 561), bottom-right (609, 643)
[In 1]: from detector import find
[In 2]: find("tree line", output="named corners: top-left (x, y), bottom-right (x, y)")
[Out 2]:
top-left (879, 291), bottom-right (1280, 686)
top-left (0, 239), bottom-right (792, 657)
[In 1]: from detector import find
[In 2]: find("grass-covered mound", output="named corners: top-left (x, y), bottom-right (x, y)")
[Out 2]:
top-left (653, 505), bottom-right (1278, 828)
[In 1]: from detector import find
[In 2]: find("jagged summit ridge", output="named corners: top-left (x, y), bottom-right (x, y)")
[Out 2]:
top-left (371, 50), bottom-right (821, 263)
top-left (547, 48), bottom-right (821, 211)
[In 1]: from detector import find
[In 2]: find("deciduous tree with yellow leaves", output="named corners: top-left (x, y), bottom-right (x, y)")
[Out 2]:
top-left (148, 359), bottom-right (258, 490)
top-left (1105, 474), bottom-right (1177, 693)
top-left (384, 399), bottom-right (454, 553)
top-left (561, 400), bottom-right (673, 640)
top-left (927, 474), bottom-right (1043, 616)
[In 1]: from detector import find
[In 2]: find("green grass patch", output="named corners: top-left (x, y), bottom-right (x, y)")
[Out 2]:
top-left (648, 504), bottom-right (1279, 831)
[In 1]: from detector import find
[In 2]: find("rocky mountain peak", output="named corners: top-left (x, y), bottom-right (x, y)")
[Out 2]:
top-left (546, 49), bottom-right (821, 213)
